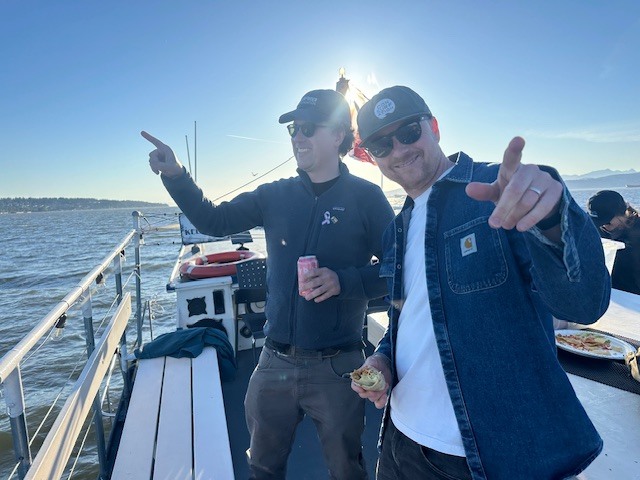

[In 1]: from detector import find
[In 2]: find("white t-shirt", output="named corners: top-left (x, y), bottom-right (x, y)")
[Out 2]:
top-left (390, 184), bottom-right (466, 457)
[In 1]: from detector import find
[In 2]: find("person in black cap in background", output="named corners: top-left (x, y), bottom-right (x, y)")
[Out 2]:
top-left (142, 89), bottom-right (394, 479)
top-left (351, 85), bottom-right (610, 479)
top-left (588, 190), bottom-right (640, 294)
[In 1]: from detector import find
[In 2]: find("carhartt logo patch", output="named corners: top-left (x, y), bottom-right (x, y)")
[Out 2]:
top-left (460, 233), bottom-right (477, 257)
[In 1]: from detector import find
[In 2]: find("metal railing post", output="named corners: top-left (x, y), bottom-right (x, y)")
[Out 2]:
top-left (113, 253), bottom-right (131, 397)
top-left (81, 294), bottom-right (108, 479)
top-left (114, 252), bottom-right (123, 307)
top-left (133, 211), bottom-right (144, 347)
top-left (3, 367), bottom-right (31, 479)
top-left (83, 293), bottom-right (96, 357)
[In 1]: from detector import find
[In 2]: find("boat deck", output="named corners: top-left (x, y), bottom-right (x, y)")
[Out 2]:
top-left (223, 343), bottom-right (383, 479)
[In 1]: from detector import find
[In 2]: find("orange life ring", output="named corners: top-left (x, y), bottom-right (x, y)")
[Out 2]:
top-left (180, 250), bottom-right (261, 280)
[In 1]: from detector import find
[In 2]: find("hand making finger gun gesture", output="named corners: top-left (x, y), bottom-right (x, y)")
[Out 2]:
top-left (465, 136), bottom-right (563, 234)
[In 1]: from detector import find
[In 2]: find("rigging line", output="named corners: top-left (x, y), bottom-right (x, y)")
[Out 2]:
top-left (22, 325), bottom-right (58, 365)
top-left (28, 348), bottom-right (87, 448)
top-left (22, 280), bottom-right (108, 366)
top-left (350, 84), bottom-right (370, 101)
top-left (89, 273), bottom-right (133, 336)
top-left (92, 294), bottom-right (119, 336)
top-left (67, 410), bottom-right (97, 479)
top-left (99, 354), bottom-right (120, 412)
top-left (141, 224), bottom-right (180, 234)
top-left (141, 212), bottom-right (179, 219)
top-left (211, 155), bottom-right (295, 202)
top-left (7, 460), bottom-right (19, 479)
top-left (140, 220), bottom-right (179, 229)
top-left (140, 217), bottom-right (177, 227)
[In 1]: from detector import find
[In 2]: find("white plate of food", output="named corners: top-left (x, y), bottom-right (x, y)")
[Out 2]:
top-left (555, 329), bottom-right (636, 360)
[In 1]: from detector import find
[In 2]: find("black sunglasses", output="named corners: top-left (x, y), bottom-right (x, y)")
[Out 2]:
top-left (365, 116), bottom-right (428, 158)
top-left (286, 122), bottom-right (327, 138)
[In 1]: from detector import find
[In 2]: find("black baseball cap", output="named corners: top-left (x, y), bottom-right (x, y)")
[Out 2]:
top-left (357, 86), bottom-right (432, 147)
top-left (587, 190), bottom-right (627, 227)
top-left (279, 89), bottom-right (350, 126)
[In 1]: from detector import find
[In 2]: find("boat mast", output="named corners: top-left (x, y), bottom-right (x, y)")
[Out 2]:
top-left (336, 67), bottom-right (349, 95)
top-left (194, 121), bottom-right (198, 183)
top-left (185, 135), bottom-right (193, 175)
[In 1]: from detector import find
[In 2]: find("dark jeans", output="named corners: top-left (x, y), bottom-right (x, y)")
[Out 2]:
top-left (245, 346), bottom-right (367, 480)
top-left (377, 418), bottom-right (472, 480)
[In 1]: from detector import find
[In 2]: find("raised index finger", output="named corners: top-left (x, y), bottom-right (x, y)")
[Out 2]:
top-left (499, 136), bottom-right (526, 181)
top-left (140, 130), bottom-right (166, 148)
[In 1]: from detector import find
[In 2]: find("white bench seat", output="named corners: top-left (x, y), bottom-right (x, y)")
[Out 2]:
top-left (112, 347), bottom-right (234, 479)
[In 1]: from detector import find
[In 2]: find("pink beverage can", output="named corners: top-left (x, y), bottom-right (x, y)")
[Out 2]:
top-left (297, 255), bottom-right (318, 296)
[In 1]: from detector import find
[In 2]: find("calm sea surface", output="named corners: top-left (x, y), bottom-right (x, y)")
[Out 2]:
top-left (1, 187), bottom-right (639, 478)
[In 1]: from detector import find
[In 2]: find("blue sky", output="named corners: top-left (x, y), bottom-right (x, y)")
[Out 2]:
top-left (1, 1), bottom-right (638, 204)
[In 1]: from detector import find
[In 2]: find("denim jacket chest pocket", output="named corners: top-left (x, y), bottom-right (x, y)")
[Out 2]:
top-left (444, 216), bottom-right (508, 294)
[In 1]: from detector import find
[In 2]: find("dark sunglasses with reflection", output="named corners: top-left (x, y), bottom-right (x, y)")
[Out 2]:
top-left (286, 122), bottom-right (329, 138)
top-left (364, 116), bottom-right (429, 158)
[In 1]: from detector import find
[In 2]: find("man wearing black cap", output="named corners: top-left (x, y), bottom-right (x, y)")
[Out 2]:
top-left (351, 86), bottom-right (610, 479)
top-left (588, 190), bottom-right (640, 294)
top-left (142, 89), bottom-right (394, 479)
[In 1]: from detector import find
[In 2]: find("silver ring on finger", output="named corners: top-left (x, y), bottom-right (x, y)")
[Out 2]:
top-left (528, 186), bottom-right (542, 196)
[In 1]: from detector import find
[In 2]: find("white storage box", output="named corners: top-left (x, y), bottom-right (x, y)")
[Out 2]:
top-left (173, 275), bottom-right (265, 354)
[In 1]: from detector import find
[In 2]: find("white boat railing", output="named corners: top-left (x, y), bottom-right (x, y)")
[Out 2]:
top-left (25, 294), bottom-right (132, 480)
top-left (0, 212), bottom-right (146, 479)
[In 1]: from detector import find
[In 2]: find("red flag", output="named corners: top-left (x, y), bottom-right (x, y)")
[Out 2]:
top-left (351, 132), bottom-right (375, 165)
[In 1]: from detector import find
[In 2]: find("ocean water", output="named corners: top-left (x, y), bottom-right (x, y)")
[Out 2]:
top-left (0, 207), bottom-right (186, 478)
top-left (0, 186), bottom-right (639, 478)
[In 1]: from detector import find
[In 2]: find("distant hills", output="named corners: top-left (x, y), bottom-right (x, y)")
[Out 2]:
top-left (384, 169), bottom-right (640, 196)
top-left (563, 171), bottom-right (640, 189)
top-left (562, 168), bottom-right (637, 181)
top-left (0, 197), bottom-right (167, 214)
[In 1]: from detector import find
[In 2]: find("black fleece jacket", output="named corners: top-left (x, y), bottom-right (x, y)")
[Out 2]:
top-left (163, 162), bottom-right (395, 349)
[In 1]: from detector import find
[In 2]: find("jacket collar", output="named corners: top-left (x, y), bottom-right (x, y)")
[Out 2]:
top-left (443, 152), bottom-right (474, 184)
top-left (398, 152), bottom-right (474, 215)
top-left (297, 161), bottom-right (349, 191)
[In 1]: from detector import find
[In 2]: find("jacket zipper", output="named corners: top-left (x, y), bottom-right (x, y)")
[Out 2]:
top-left (289, 195), bottom-right (319, 345)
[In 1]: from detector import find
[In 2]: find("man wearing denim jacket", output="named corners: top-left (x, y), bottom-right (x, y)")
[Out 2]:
top-left (351, 86), bottom-right (610, 480)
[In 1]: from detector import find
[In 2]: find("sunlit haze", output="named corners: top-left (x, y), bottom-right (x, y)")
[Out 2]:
top-left (2, 1), bottom-right (638, 205)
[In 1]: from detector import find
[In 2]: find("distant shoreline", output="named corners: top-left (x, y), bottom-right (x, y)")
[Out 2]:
top-left (0, 197), bottom-right (168, 214)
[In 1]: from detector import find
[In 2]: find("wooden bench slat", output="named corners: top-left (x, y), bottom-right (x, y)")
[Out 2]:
top-left (112, 346), bottom-right (235, 479)
top-left (111, 356), bottom-right (165, 479)
top-left (153, 356), bottom-right (193, 480)
top-left (193, 348), bottom-right (235, 479)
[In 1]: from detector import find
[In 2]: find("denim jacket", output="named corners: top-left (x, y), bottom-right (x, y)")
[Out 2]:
top-left (376, 153), bottom-right (610, 480)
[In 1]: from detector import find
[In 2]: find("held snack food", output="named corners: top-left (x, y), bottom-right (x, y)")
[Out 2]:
top-left (350, 366), bottom-right (386, 391)
top-left (625, 348), bottom-right (640, 382)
